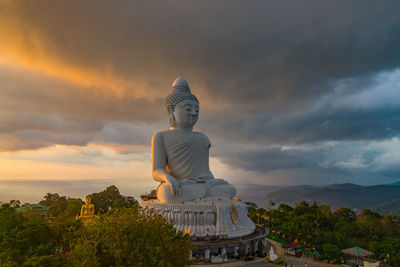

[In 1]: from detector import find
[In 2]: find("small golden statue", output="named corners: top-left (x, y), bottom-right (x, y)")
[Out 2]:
top-left (76, 195), bottom-right (98, 226)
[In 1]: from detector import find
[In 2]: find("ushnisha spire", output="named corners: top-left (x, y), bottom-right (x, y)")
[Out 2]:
top-left (172, 76), bottom-right (190, 93)
top-left (165, 76), bottom-right (199, 113)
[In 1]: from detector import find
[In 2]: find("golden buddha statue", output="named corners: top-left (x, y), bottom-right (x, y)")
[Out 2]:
top-left (81, 195), bottom-right (95, 216)
top-left (76, 195), bottom-right (98, 225)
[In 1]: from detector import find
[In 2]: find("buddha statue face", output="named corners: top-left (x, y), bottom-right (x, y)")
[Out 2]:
top-left (172, 99), bottom-right (199, 129)
top-left (165, 77), bottom-right (199, 128)
top-left (85, 195), bottom-right (92, 204)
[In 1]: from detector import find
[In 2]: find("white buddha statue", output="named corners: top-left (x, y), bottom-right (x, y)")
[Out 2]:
top-left (152, 77), bottom-right (236, 203)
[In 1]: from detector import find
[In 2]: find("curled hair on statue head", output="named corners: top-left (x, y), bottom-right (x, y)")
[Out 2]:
top-left (165, 77), bottom-right (199, 117)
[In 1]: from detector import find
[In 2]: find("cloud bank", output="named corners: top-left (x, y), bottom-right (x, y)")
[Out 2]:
top-left (1, 0), bottom-right (400, 192)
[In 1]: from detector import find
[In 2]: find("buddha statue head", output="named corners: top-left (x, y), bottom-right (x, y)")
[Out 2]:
top-left (165, 77), bottom-right (199, 129)
top-left (85, 195), bottom-right (92, 205)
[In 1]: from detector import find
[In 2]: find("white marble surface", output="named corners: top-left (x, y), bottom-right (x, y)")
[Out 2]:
top-left (151, 77), bottom-right (236, 203)
top-left (141, 198), bottom-right (255, 239)
top-left (143, 77), bottom-right (255, 239)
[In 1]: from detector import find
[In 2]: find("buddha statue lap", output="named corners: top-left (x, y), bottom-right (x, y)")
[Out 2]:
top-left (152, 77), bottom-right (236, 203)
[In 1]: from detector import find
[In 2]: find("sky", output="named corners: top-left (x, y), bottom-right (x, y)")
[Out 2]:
top-left (1, 0), bottom-right (400, 203)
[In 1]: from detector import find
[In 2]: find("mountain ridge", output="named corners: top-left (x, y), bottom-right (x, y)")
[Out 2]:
top-left (238, 182), bottom-right (400, 214)
top-left (267, 183), bottom-right (400, 210)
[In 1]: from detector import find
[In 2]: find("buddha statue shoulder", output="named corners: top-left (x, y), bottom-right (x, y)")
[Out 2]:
top-left (152, 77), bottom-right (236, 203)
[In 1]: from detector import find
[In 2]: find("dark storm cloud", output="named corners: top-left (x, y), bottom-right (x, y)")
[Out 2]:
top-left (203, 67), bottom-right (400, 148)
top-left (0, 67), bottom-right (164, 123)
top-left (205, 68), bottom-right (400, 181)
top-left (1, 0), bottom-right (400, 184)
top-left (0, 67), bottom-right (163, 151)
top-left (206, 104), bottom-right (400, 146)
top-left (216, 137), bottom-right (400, 182)
top-left (218, 146), bottom-right (319, 172)
top-left (2, 0), bottom-right (400, 111)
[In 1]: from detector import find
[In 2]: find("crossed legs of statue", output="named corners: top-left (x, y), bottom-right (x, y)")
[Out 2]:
top-left (157, 178), bottom-right (237, 203)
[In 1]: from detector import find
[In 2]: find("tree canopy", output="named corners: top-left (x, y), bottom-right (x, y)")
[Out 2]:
top-left (68, 206), bottom-right (192, 267)
top-left (248, 201), bottom-right (400, 265)
top-left (90, 185), bottom-right (138, 214)
top-left (0, 186), bottom-right (191, 267)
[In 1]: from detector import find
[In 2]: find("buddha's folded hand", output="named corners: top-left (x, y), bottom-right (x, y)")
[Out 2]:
top-left (165, 175), bottom-right (181, 196)
top-left (190, 174), bottom-right (213, 183)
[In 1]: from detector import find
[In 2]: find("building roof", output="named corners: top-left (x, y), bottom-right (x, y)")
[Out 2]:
top-left (342, 246), bottom-right (373, 257)
top-left (284, 242), bottom-right (303, 249)
top-left (16, 204), bottom-right (48, 212)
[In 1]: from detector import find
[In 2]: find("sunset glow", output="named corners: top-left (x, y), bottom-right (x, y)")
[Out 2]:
top-left (1, 0), bottom-right (400, 203)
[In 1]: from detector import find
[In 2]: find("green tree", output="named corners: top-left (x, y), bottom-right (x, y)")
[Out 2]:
top-left (90, 185), bottom-right (137, 214)
top-left (0, 203), bottom-right (24, 234)
top-left (39, 193), bottom-right (61, 207)
top-left (47, 196), bottom-right (69, 217)
top-left (68, 206), bottom-right (192, 267)
top-left (8, 200), bottom-right (21, 208)
top-left (277, 203), bottom-right (293, 213)
top-left (251, 201), bottom-right (400, 263)
top-left (333, 207), bottom-right (356, 221)
top-left (68, 241), bottom-right (100, 267)
top-left (0, 209), bottom-right (61, 267)
top-left (322, 243), bottom-right (342, 263)
top-left (23, 255), bottom-right (64, 267)
top-left (48, 198), bottom-right (84, 248)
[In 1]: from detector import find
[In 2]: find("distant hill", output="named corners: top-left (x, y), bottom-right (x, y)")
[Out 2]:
top-left (263, 183), bottom-right (400, 212)
top-left (371, 199), bottom-right (400, 216)
top-left (390, 181), bottom-right (400, 186)
top-left (235, 184), bottom-right (285, 207)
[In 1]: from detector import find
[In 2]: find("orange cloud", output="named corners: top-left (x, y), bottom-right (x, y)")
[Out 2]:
top-left (0, 0), bottom-right (232, 111)
top-left (0, 37), bottom-right (149, 100)
top-left (0, 1), bottom-right (153, 100)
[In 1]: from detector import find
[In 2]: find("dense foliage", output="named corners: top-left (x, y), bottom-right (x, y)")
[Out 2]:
top-left (90, 185), bottom-right (138, 214)
top-left (0, 203), bottom-right (64, 266)
top-left (68, 207), bottom-right (192, 267)
top-left (3, 186), bottom-right (399, 266)
top-left (248, 201), bottom-right (400, 265)
top-left (0, 186), bottom-right (191, 267)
